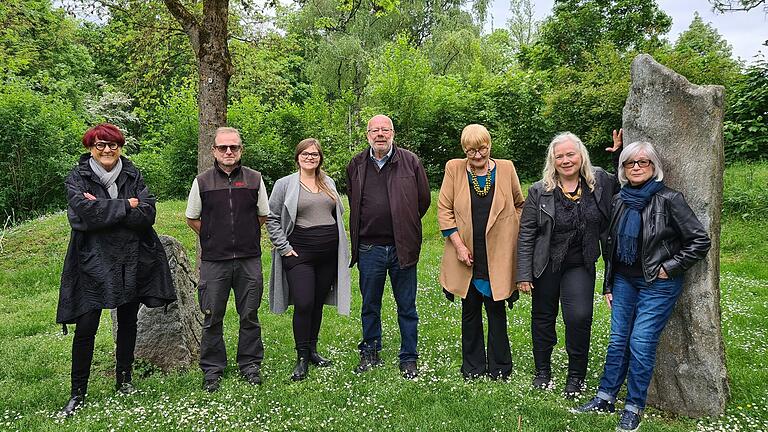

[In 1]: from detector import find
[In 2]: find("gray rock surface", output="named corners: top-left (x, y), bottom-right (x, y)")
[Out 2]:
top-left (112, 235), bottom-right (202, 371)
top-left (622, 54), bottom-right (729, 417)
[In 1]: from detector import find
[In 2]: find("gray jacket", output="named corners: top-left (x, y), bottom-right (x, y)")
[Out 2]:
top-left (266, 172), bottom-right (351, 315)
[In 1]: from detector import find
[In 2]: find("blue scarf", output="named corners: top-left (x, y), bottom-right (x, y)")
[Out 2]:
top-left (617, 180), bottom-right (665, 265)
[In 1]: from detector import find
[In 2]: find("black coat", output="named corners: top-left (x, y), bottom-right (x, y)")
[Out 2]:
top-left (57, 154), bottom-right (176, 324)
top-left (516, 167), bottom-right (618, 282)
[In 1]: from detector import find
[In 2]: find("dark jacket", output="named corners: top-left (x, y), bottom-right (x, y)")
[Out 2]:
top-left (602, 185), bottom-right (711, 294)
top-left (346, 145), bottom-right (431, 268)
top-left (197, 162), bottom-right (264, 261)
top-left (57, 154), bottom-right (176, 324)
top-left (516, 167), bottom-right (618, 282)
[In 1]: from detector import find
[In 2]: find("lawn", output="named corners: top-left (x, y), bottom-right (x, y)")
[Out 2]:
top-left (0, 170), bottom-right (767, 431)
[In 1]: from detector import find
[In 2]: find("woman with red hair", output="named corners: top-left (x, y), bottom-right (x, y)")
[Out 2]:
top-left (57, 123), bottom-right (176, 417)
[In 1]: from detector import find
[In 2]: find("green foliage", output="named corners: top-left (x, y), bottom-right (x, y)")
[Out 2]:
top-left (0, 0), bottom-right (95, 103)
top-left (656, 13), bottom-right (741, 87)
top-left (0, 83), bottom-right (85, 221)
top-left (525, 0), bottom-right (671, 68)
top-left (724, 59), bottom-right (768, 162)
top-left (131, 83), bottom-right (199, 200)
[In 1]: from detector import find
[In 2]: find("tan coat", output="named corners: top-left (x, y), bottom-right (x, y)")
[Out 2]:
top-left (438, 158), bottom-right (525, 301)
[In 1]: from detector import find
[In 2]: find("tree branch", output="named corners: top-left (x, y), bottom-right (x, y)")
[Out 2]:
top-left (162, 0), bottom-right (201, 54)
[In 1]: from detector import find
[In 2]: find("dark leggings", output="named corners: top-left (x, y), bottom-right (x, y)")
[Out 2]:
top-left (531, 264), bottom-right (595, 379)
top-left (283, 250), bottom-right (337, 353)
top-left (71, 301), bottom-right (140, 395)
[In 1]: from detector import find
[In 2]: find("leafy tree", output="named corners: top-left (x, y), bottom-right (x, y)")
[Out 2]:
top-left (657, 13), bottom-right (740, 87)
top-left (0, 83), bottom-right (85, 221)
top-left (507, 0), bottom-right (537, 50)
top-left (724, 58), bottom-right (768, 161)
top-left (0, 0), bottom-right (95, 104)
top-left (522, 0), bottom-right (671, 68)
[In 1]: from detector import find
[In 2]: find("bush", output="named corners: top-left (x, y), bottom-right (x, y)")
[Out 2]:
top-left (0, 82), bottom-right (86, 222)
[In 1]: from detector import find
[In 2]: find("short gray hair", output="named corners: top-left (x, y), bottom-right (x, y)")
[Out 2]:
top-left (214, 127), bottom-right (242, 145)
top-left (617, 141), bottom-right (665, 186)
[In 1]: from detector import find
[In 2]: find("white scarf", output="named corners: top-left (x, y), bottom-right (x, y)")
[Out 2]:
top-left (89, 157), bottom-right (123, 199)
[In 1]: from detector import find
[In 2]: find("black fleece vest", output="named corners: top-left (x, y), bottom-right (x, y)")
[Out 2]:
top-left (197, 163), bottom-right (263, 261)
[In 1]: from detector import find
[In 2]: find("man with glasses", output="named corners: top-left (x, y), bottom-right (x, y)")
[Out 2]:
top-left (185, 127), bottom-right (269, 392)
top-left (346, 114), bottom-right (431, 379)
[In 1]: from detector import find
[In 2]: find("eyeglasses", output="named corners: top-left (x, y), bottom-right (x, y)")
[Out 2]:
top-left (213, 145), bottom-right (242, 153)
top-left (367, 127), bottom-right (393, 134)
top-left (300, 151), bottom-right (320, 159)
top-left (622, 159), bottom-right (653, 168)
top-left (465, 146), bottom-right (489, 158)
top-left (93, 141), bottom-right (121, 151)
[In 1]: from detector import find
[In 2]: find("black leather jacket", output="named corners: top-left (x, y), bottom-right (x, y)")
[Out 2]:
top-left (602, 186), bottom-right (711, 294)
top-left (516, 168), bottom-right (617, 282)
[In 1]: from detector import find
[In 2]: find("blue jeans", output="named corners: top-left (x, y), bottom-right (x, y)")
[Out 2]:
top-left (357, 244), bottom-right (419, 363)
top-left (596, 273), bottom-right (683, 414)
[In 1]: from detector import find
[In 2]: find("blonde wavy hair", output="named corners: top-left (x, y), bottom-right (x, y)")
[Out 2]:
top-left (541, 132), bottom-right (596, 192)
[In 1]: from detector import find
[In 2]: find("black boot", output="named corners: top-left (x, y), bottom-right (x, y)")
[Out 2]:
top-left (59, 388), bottom-right (85, 417)
top-left (291, 350), bottom-right (310, 381)
top-left (116, 370), bottom-right (137, 395)
top-left (309, 351), bottom-right (333, 367)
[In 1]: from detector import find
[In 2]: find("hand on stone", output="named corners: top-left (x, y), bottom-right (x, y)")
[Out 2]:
top-left (604, 293), bottom-right (613, 309)
top-left (608, 129), bottom-right (623, 152)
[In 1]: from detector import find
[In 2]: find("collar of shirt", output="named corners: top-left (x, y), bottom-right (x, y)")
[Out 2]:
top-left (369, 145), bottom-right (394, 169)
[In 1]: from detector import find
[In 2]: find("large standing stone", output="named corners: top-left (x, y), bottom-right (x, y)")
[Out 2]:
top-left (112, 235), bottom-right (202, 371)
top-left (622, 54), bottom-right (729, 417)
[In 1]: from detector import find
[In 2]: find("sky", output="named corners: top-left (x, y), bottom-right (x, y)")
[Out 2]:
top-left (485, 0), bottom-right (767, 64)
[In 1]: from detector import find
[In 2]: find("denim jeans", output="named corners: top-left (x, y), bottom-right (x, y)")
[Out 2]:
top-left (357, 244), bottom-right (419, 362)
top-left (596, 272), bottom-right (683, 414)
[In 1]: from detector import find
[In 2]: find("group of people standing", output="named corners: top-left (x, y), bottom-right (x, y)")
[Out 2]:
top-left (56, 116), bottom-right (711, 432)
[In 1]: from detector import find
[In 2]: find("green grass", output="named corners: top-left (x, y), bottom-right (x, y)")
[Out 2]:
top-left (1, 169), bottom-right (767, 431)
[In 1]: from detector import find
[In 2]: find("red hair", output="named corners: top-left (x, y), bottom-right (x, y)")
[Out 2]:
top-left (82, 123), bottom-right (125, 148)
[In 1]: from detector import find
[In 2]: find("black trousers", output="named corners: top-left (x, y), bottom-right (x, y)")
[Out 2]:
top-left (283, 249), bottom-right (337, 354)
top-left (199, 257), bottom-right (264, 379)
top-left (460, 285), bottom-right (512, 379)
top-left (531, 263), bottom-right (595, 379)
top-left (70, 301), bottom-right (140, 396)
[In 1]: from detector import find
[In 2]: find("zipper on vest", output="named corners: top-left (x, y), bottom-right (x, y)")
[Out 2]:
top-left (229, 176), bottom-right (236, 259)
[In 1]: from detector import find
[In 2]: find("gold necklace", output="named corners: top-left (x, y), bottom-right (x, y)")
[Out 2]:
top-left (558, 181), bottom-right (582, 201)
top-left (470, 163), bottom-right (492, 197)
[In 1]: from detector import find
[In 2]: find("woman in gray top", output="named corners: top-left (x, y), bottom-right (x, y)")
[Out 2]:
top-left (266, 138), bottom-right (351, 381)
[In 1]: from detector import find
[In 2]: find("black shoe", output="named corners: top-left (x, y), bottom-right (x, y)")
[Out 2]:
top-left (532, 369), bottom-right (552, 390)
top-left (203, 376), bottom-right (221, 393)
top-left (309, 351), bottom-right (333, 368)
top-left (570, 396), bottom-right (616, 414)
top-left (115, 371), bottom-right (137, 395)
top-left (241, 364), bottom-right (262, 386)
top-left (116, 382), bottom-right (137, 395)
top-left (617, 409), bottom-right (641, 432)
top-left (563, 376), bottom-right (585, 399)
top-left (399, 361), bottom-right (418, 379)
top-left (354, 351), bottom-right (382, 373)
top-left (291, 356), bottom-right (310, 381)
top-left (58, 389), bottom-right (85, 417)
